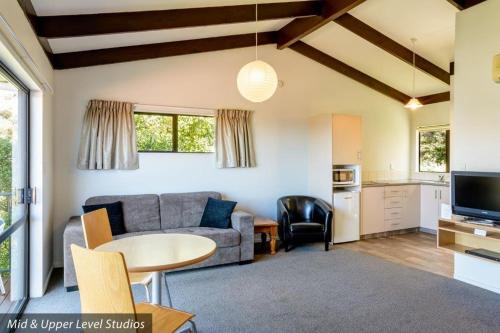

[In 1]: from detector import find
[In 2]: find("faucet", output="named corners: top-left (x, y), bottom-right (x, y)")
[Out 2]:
top-left (438, 175), bottom-right (445, 182)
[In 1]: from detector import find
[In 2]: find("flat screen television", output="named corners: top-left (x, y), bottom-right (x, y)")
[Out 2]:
top-left (451, 171), bottom-right (500, 224)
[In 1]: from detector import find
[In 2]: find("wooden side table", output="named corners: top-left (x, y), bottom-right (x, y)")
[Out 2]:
top-left (254, 217), bottom-right (278, 255)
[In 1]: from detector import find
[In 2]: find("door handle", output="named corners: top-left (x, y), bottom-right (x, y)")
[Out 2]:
top-left (434, 189), bottom-right (437, 199)
top-left (439, 190), bottom-right (442, 200)
top-left (344, 196), bottom-right (353, 200)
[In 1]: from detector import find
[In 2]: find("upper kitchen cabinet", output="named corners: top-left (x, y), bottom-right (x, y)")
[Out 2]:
top-left (332, 114), bottom-right (362, 165)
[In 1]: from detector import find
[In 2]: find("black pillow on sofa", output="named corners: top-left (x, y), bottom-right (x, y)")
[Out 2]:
top-left (82, 201), bottom-right (126, 236)
top-left (200, 198), bottom-right (237, 229)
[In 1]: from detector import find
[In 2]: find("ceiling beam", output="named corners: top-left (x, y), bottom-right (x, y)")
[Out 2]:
top-left (446, 0), bottom-right (486, 10)
top-left (289, 41), bottom-right (449, 105)
top-left (334, 14), bottom-right (450, 84)
top-left (36, 1), bottom-right (321, 38)
top-left (450, 62), bottom-right (454, 75)
top-left (417, 92), bottom-right (450, 105)
top-left (51, 32), bottom-right (277, 69)
top-left (277, 0), bottom-right (366, 49)
top-left (289, 41), bottom-right (410, 103)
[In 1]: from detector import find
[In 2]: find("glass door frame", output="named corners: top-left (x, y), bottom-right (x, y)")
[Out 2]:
top-left (0, 59), bottom-right (30, 319)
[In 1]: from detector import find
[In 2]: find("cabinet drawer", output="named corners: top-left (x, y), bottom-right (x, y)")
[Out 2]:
top-left (385, 219), bottom-right (403, 231)
top-left (384, 187), bottom-right (404, 197)
top-left (384, 197), bottom-right (403, 208)
top-left (384, 208), bottom-right (402, 220)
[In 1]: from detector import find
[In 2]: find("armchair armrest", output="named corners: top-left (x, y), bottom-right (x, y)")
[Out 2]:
top-left (231, 210), bottom-right (254, 261)
top-left (277, 200), bottom-right (291, 240)
top-left (63, 216), bottom-right (86, 288)
top-left (314, 199), bottom-right (333, 243)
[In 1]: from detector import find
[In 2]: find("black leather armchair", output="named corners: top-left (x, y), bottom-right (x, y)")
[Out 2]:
top-left (277, 196), bottom-right (333, 252)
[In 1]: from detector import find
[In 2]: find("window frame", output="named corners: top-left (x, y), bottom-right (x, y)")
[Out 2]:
top-left (134, 111), bottom-right (215, 154)
top-left (417, 126), bottom-right (450, 173)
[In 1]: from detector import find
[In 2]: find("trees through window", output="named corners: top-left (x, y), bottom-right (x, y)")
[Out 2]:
top-left (134, 112), bottom-right (215, 153)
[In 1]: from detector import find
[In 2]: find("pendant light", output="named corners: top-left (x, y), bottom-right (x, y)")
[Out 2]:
top-left (237, 4), bottom-right (278, 103)
top-left (404, 38), bottom-right (423, 110)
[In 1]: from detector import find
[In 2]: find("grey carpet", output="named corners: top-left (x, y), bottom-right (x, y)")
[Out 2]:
top-left (27, 245), bottom-right (500, 333)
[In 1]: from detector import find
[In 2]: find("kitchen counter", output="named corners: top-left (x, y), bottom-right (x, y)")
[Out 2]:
top-left (362, 179), bottom-right (449, 188)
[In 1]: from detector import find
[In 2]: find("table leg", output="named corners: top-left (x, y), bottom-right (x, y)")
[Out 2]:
top-left (270, 227), bottom-right (277, 255)
top-left (163, 273), bottom-right (173, 307)
top-left (151, 271), bottom-right (162, 305)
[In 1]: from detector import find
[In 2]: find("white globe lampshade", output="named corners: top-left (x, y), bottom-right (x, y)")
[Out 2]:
top-left (237, 60), bottom-right (278, 103)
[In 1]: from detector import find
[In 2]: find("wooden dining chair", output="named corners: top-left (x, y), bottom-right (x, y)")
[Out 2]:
top-left (71, 244), bottom-right (194, 333)
top-left (81, 208), bottom-right (153, 302)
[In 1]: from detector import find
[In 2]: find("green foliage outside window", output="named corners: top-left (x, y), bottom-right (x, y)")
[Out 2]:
top-left (178, 116), bottom-right (215, 152)
top-left (134, 114), bottom-right (173, 151)
top-left (135, 113), bottom-right (215, 153)
top-left (419, 128), bottom-right (449, 173)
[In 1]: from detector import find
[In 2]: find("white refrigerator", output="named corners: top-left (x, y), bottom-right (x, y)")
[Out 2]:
top-left (333, 191), bottom-right (360, 243)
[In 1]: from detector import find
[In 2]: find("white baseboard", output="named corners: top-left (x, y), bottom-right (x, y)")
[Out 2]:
top-left (454, 273), bottom-right (500, 294)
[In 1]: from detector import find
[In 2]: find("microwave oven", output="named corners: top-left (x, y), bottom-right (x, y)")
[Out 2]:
top-left (333, 168), bottom-right (356, 185)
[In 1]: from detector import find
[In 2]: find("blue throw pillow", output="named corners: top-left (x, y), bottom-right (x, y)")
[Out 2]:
top-left (82, 201), bottom-right (126, 235)
top-left (200, 198), bottom-right (237, 229)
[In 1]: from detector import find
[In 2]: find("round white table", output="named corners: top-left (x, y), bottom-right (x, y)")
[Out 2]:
top-left (95, 233), bottom-right (216, 305)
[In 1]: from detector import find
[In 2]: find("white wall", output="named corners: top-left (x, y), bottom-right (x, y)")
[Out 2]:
top-left (453, 0), bottom-right (500, 171)
top-left (410, 101), bottom-right (450, 180)
top-left (0, 0), bottom-right (54, 297)
top-left (52, 45), bottom-right (410, 266)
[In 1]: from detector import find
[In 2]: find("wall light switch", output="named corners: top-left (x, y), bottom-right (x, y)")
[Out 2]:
top-left (493, 54), bottom-right (500, 82)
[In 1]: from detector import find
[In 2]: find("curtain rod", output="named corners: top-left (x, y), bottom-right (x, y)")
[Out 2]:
top-left (133, 103), bottom-right (216, 111)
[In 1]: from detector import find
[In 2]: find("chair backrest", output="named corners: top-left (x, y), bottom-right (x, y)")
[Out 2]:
top-left (278, 196), bottom-right (318, 222)
top-left (81, 208), bottom-right (113, 249)
top-left (71, 244), bottom-right (136, 314)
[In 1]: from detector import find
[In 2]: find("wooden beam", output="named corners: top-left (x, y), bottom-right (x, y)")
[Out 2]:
top-left (277, 0), bottom-right (365, 49)
top-left (51, 32), bottom-right (277, 69)
top-left (446, 0), bottom-right (486, 10)
top-left (36, 1), bottom-right (322, 38)
top-left (418, 92), bottom-right (450, 105)
top-left (289, 41), bottom-right (410, 103)
top-left (17, 0), bottom-right (54, 59)
top-left (334, 14), bottom-right (450, 84)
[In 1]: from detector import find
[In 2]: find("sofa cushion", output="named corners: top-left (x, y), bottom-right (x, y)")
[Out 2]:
top-left (163, 227), bottom-right (240, 248)
top-left (86, 194), bottom-right (160, 232)
top-left (113, 230), bottom-right (161, 240)
top-left (159, 192), bottom-right (221, 229)
top-left (200, 198), bottom-right (237, 229)
top-left (82, 201), bottom-right (126, 235)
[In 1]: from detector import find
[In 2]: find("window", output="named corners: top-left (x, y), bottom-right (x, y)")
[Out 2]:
top-left (418, 127), bottom-right (450, 173)
top-left (134, 112), bottom-right (215, 153)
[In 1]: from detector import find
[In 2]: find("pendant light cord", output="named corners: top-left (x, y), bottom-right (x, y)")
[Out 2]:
top-left (411, 38), bottom-right (417, 97)
top-left (255, 3), bottom-right (258, 60)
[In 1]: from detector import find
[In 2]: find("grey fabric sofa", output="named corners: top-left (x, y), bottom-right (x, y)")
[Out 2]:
top-left (63, 191), bottom-right (254, 289)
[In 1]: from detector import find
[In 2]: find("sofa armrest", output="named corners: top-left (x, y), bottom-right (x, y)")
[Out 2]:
top-left (231, 210), bottom-right (254, 262)
top-left (63, 216), bottom-right (85, 288)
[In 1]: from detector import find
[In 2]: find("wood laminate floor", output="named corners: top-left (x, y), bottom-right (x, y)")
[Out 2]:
top-left (337, 232), bottom-right (454, 278)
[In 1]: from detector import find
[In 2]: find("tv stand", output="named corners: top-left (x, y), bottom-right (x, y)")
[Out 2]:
top-left (460, 216), bottom-right (499, 226)
top-left (438, 218), bottom-right (500, 293)
top-left (438, 218), bottom-right (500, 255)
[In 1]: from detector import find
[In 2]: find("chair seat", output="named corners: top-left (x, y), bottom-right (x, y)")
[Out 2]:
top-left (289, 222), bottom-right (324, 234)
top-left (129, 272), bottom-right (153, 286)
top-left (136, 303), bottom-right (193, 333)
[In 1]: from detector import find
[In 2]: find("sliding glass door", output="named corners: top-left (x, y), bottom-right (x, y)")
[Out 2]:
top-left (0, 62), bottom-right (30, 328)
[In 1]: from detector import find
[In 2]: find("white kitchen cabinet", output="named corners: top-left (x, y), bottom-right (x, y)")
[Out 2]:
top-left (420, 185), bottom-right (450, 231)
top-left (361, 187), bottom-right (385, 235)
top-left (332, 114), bottom-right (362, 165)
top-left (402, 185), bottom-right (420, 229)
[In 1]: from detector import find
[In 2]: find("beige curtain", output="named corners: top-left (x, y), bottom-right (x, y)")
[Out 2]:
top-left (77, 99), bottom-right (139, 170)
top-left (216, 109), bottom-right (256, 168)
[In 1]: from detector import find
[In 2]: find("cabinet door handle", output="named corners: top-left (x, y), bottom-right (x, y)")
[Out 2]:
top-left (439, 190), bottom-right (442, 200)
top-left (344, 196), bottom-right (352, 200)
top-left (434, 189), bottom-right (437, 199)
